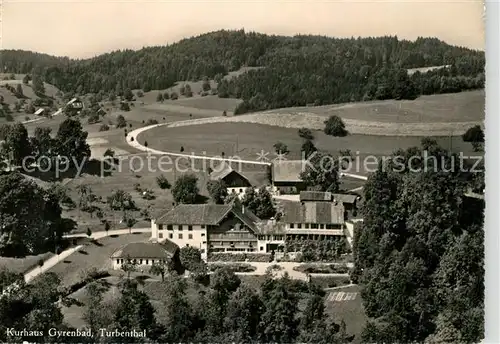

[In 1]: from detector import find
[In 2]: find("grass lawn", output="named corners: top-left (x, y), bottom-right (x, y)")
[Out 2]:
top-left (0, 252), bottom-right (55, 274)
top-left (47, 232), bottom-right (150, 286)
top-left (325, 284), bottom-right (367, 344)
top-left (266, 90), bottom-right (484, 123)
top-left (139, 122), bottom-right (477, 175)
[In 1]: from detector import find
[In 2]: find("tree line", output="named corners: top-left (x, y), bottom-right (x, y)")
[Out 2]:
top-left (352, 138), bottom-right (484, 343)
top-left (0, 30), bottom-right (484, 113)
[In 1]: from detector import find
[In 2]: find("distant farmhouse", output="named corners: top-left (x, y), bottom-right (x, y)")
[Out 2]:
top-left (271, 160), bottom-right (306, 194)
top-left (110, 241), bottom-right (180, 271)
top-left (65, 97), bottom-right (84, 115)
top-left (151, 191), bottom-right (358, 260)
top-left (209, 162), bottom-right (253, 198)
top-left (34, 108), bottom-right (45, 116)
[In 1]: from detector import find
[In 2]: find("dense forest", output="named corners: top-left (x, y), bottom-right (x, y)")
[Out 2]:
top-left (352, 139), bottom-right (484, 343)
top-left (1, 30), bottom-right (484, 113)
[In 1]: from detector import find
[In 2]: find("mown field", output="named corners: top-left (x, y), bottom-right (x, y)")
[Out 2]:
top-left (139, 122), bottom-right (478, 175)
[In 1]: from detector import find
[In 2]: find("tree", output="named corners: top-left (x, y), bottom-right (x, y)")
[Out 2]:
top-left (170, 92), bottom-right (178, 100)
top-left (22, 74), bottom-right (30, 84)
top-left (55, 118), bottom-right (91, 167)
top-left (104, 220), bottom-right (110, 234)
top-left (259, 275), bottom-right (299, 343)
top-left (179, 246), bottom-right (203, 272)
top-left (123, 88), bottom-right (134, 101)
top-left (324, 115), bottom-right (348, 137)
top-left (224, 284), bottom-right (264, 340)
top-left (83, 281), bottom-right (109, 334)
top-left (184, 84), bottom-right (193, 97)
top-left (242, 186), bottom-right (276, 219)
top-left (149, 260), bottom-right (168, 281)
top-left (273, 141), bottom-right (289, 155)
top-left (0, 174), bottom-right (68, 256)
top-left (207, 180), bottom-right (228, 204)
top-left (156, 174), bottom-right (171, 189)
top-left (301, 139), bottom-right (317, 159)
top-left (15, 84), bottom-right (23, 97)
top-left (116, 115), bottom-right (127, 128)
top-left (120, 102), bottom-right (130, 111)
top-left (2, 122), bottom-right (31, 165)
top-left (156, 93), bottom-right (164, 102)
top-left (298, 127), bottom-right (314, 140)
top-left (163, 92), bottom-right (170, 100)
top-left (32, 73), bottom-right (45, 95)
top-left (125, 216), bottom-right (137, 234)
top-left (172, 174), bottom-right (199, 204)
top-left (136, 90), bottom-right (144, 98)
top-left (462, 125), bottom-right (484, 143)
top-left (86, 227), bottom-right (92, 238)
top-left (121, 256), bottom-right (137, 279)
top-left (202, 78), bottom-right (211, 92)
top-left (300, 152), bottom-right (340, 192)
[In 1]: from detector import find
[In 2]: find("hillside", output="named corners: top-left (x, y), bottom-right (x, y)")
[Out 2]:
top-left (1, 30), bottom-right (485, 114)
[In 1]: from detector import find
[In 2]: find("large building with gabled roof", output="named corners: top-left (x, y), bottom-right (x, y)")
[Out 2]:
top-left (209, 161), bottom-right (253, 197)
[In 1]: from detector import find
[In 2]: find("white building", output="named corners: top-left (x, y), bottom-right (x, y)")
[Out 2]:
top-left (110, 242), bottom-right (179, 270)
top-left (209, 162), bottom-right (253, 198)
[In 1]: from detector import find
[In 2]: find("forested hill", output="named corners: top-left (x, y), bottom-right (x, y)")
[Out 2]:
top-left (1, 30), bottom-right (485, 113)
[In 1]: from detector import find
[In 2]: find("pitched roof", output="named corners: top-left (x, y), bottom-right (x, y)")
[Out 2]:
top-left (333, 193), bottom-right (358, 204)
top-left (232, 206), bottom-right (260, 231)
top-left (111, 242), bottom-right (178, 259)
top-left (272, 160), bottom-right (305, 183)
top-left (209, 161), bottom-right (234, 180)
top-left (281, 201), bottom-right (344, 224)
top-left (300, 191), bottom-right (333, 202)
top-left (67, 98), bottom-right (79, 105)
top-left (156, 204), bottom-right (233, 225)
top-left (34, 108), bottom-right (45, 115)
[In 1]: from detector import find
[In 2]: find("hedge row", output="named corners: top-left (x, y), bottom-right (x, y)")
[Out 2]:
top-left (209, 263), bottom-right (257, 273)
top-left (208, 253), bottom-right (272, 262)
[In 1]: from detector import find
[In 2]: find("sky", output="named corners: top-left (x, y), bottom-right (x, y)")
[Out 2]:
top-left (2, 0), bottom-right (485, 58)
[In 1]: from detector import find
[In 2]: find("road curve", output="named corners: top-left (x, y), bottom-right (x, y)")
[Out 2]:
top-left (23, 228), bottom-right (151, 283)
top-left (127, 121), bottom-right (271, 166)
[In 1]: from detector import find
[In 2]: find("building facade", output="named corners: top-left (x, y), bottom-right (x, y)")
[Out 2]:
top-left (271, 160), bottom-right (306, 194)
top-left (110, 241), bottom-right (179, 271)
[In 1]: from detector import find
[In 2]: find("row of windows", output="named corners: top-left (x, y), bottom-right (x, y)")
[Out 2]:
top-left (159, 233), bottom-right (196, 240)
top-left (289, 223), bottom-right (340, 229)
top-left (116, 258), bottom-right (166, 265)
top-left (257, 235), bottom-right (284, 241)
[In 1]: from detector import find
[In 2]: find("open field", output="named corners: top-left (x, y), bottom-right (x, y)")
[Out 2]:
top-left (0, 252), bottom-right (55, 274)
top-left (139, 122), bottom-right (477, 175)
top-left (47, 232), bottom-right (150, 286)
top-left (265, 90), bottom-right (484, 123)
top-left (325, 284), bottom-right (367, 343)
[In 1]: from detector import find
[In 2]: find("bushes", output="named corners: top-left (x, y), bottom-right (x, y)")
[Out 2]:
top-left (207, 253), bottom-right (271, 262)
top-left (156, 175), bottom-right (171, 189)
top-left (99, 124), bottom-right (110, 131)
top-left (145, 119), bottom-right (159, 125)
top-left (209, 263), bottom-right (256, 273)
top-left (309, 276), bottom-right (351, 289)
top-left (293, 263), bottom-right (349, 274)
top-left (324, 115), bottom-right (348, 137)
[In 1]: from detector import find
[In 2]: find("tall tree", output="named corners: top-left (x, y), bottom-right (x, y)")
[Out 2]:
top-left (172, 174), bottom-right (199, 204)
top-left (55, 118), bottom-right (91, 167)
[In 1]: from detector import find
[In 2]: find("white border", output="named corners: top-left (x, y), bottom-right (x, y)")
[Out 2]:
top-left (485, 1), bottom-right (499, 343)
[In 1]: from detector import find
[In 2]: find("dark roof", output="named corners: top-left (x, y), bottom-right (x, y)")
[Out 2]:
top-left (209, 161), bottom-right (234, 180)
top-left (332, 193), bottom-right (358, 204)
top-left (111, 242), bottom-right (178, 259)
top-left (156, 204), bottom-right (232, 225)
top-left (281, 201), bottom-right (344, 224)
top-left (232, 206), bottom-right (260, 231)
top-left (300, 191), bottom-right (333, 202)
top-left (272, 160), bottom-right (305, 183)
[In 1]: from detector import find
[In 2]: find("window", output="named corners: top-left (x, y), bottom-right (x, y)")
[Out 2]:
top-left (320, 224), bottom-right (325, 229)
top-left (146, 260), bottom-right (149, 264)
top-left (188, 226), bottom-right (193, 231)
top-left (167, 225), bottom-right (173, 230)
top-left (290, 223), bottom-right (294, 229)
top-left (201, 225), bottom-right (205, 229)
top-left (169, 233), bottom-right (173, 239)
top-left (188, 234), bottom-right (193, 239)
top-left (203, 241), bottom-right (207, 244)
top-left (311, 224), bottom-right (319, 229)
top-left (159, 233), bottom-right (163, 239)
top-left (186, 244), bottom-right (189, 247)
top-left (260, 246), bottom-right (264, 251)
top-left (178, 225), bottom-right (183, 230)
top-left (305, 224), bottom-right (310, 229)
top-left (201, 233), bottom-right (205, 237)
top-left (178, 234), bottom-right (183, 239)
top-left (297, 224), bottom-right (302, 229)
top-left (158, 224), bottom-right (163, 230)
top-left (239, 189), bottom-right (243, 193)
top-left (139, 259), bottom-right (143, 264)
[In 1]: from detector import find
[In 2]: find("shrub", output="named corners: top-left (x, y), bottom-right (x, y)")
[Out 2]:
top-left (209, 263), bottom-right (256, 273)
top-left (298, 127), bottom-right (314, 140)
top-left (120, 102), bottom-right (130, 111)
top-left (156, 175), bottom-right (171, 189)
top-left (134, 183), bottom-right (142, 192)
top-left (24, 116), bottom-right (30, 121)
top-left (462, 125), bottom-right (484, 143)
top-left (324, 115), bottom-right (348, 137)
top-left (136, 90), bottom-right (144, 98)
top-left (99, 124), bottom-right (110, 132)
top-left (5, 114), bottom-right (14, 122)
top-left (145, 119), bottom-right (159, 125)
top-left (116, 115), bottom-right (127, 128)
top-left (207, 253), bottom-right (271, 262)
